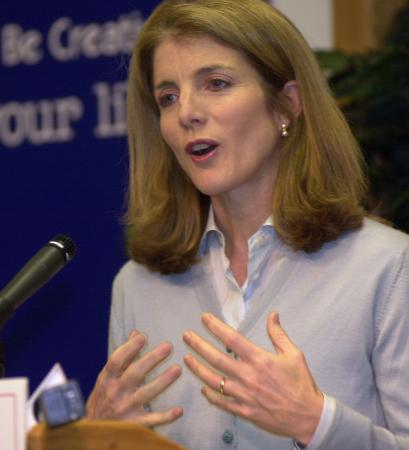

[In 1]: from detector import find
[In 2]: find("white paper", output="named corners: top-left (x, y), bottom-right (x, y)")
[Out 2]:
top-left (0, 377), bottom-right (28, 450)
top-left (26, 362), bottom-right (67, 430)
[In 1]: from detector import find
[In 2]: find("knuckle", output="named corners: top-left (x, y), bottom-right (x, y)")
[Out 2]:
top-left (96, 370), bottom-right (109, 386)
top-left (264, 357), bottom-right (275, 371)
top-left (225, 333), bottom-right (240, 351)
top-left (105, 384), bottom-right (121, 404)
top-left (105, 354), bottom-right (122, 375)
top-left (291, 347), bottom-right (305, 362)
top-left (213, 352), bottom-right (226, 368)
top-left (237, 364), bottom-right (254, 383)
top-left (252, 351), bottom-right (268, 366)
top-left (236, 402), bottom-right (252, 418)
top-left (246, 375), bottom-right (263, 396)
top-left (93, 370), bottom-right (110, 393)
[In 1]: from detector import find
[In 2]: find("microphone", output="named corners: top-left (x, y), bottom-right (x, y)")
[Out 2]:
top-left (0, 235), bottom-right (77, 329)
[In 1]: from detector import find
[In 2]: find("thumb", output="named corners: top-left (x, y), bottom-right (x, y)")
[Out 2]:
top-left (267, 311), bottom-right (297, 354)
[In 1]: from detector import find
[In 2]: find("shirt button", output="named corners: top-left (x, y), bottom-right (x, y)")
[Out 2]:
top-left (222, 430), bottom-right (234, 444)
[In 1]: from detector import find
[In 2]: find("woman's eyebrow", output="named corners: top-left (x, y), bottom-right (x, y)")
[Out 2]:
top-left (195, 64), bottom-right (237, 76)
top-left (154, 64), bottom-right (237, 91)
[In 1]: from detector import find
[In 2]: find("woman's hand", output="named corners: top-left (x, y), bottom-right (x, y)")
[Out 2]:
top-left (87, 331), bottom-right (183, 427)
top-left (183, 312), bottom-right (323, 445)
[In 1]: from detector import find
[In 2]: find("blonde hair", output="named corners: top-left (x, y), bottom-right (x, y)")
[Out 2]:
top-left (126, 0), bottom-right (367, 274)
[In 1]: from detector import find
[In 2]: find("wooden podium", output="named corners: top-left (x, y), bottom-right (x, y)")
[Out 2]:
top-left (27, 420), bottom-right (187, 450)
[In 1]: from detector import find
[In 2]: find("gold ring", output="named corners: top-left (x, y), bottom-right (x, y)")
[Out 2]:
top-left (219, 377), bottom-right (226, 395)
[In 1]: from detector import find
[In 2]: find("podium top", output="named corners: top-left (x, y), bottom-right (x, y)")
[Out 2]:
top-left (28, 419), bottom-right (187, 450)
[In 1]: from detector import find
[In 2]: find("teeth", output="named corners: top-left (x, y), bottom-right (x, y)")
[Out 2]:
top-left (192, 143), bottom-right (210, 152)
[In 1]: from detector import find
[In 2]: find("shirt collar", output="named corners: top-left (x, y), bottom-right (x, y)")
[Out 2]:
top-left (199, 205), bottom-right (274, 255)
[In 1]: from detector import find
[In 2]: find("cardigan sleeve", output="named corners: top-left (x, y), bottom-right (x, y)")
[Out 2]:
top-left (316, 247), bottom-right (409, 450)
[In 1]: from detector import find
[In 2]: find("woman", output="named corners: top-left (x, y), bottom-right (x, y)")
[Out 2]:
top-left (87, 1), bottom-right (409, 449)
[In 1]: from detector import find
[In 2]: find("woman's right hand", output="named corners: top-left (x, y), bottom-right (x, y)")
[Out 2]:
top-left (86, 330), bottom-right (183, 427)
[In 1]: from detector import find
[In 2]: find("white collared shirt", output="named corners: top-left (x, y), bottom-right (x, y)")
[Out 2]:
top-left (200, 206), bottom-right (276, 328)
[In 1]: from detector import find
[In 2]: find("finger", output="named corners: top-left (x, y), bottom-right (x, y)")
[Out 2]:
top-left (121, 341), bottom-right (174, 388)
top-left (184, 354), bottom-right (255, 406)
top-left (267, 312), bottom-right (298, 354)
top-left (201, 313), bottom-right (258, 361)
top-left (135, 406), bottom-right (183, 428)
top-left (132, 364), bottom-right (182, 405)
top-left (183, 331), bottom-right (239, 377)
top-left (104, 333), bottom-right (147, 376)
top-left (86, 390), bottom-right (98, 418)
top-left (128, 329), bottom-right (142, 339)
top-left (183, 353), bottom-right (226, 391)
top-left (201, 385), bottom-right (243, 416)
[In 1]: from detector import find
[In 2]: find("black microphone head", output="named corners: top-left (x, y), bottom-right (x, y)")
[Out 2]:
top-left (48, 235), bottom-right (77, 263)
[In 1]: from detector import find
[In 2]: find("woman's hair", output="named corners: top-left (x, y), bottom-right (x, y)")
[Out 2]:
top-left (126, 0), bottom-right (367, 274)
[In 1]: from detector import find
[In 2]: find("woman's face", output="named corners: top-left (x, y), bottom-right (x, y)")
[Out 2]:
top-left (152, 36), bottom-right (283, 201)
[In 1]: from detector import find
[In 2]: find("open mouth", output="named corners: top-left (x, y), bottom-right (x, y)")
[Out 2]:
top-left (190, 143), bottom-right (217, 156)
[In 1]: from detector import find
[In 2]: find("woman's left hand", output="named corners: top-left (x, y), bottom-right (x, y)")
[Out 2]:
top-left (183, 311), bottom-right (323, 446)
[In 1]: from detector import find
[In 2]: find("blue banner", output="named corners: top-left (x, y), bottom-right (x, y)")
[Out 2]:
top-left (0, 0), bottom-right (161, 396)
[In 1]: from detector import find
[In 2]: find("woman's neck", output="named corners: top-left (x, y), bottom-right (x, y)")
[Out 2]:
top-left (211, 189), bottom-right (273, 286)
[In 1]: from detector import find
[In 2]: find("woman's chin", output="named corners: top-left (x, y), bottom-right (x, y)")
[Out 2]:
top-left (191, 180), bottom-right (231, 198)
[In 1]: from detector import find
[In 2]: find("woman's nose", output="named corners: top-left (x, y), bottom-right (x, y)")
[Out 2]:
top-left (178, 91), bottom-right (206, 129)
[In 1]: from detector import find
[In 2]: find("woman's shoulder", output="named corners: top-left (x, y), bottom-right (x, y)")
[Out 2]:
top-left (327, 217), bottom-right (409, 268)
top-left (116, 258), bottom-right (151, 277)
top-left (303, 217), bottom-right (409, 267)
top-left (114, 259), bottom-right (161, 288)
top-left (113, 258), bottom-right (200, 291)
top-left (357, 218), bottom-right (409, 252)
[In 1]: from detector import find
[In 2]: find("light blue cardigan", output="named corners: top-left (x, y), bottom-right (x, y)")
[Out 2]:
top-left (109, 219), bottom-right (409, 450)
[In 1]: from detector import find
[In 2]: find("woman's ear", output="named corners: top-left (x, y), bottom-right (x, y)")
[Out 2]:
top-left (282, 80), bottom-right (302, 118)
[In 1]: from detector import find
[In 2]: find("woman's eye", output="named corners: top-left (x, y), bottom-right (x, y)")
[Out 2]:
top-left (159, 93), bottom-right (178, 108)
top-left (209, 79), bottom-right (229, 89)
